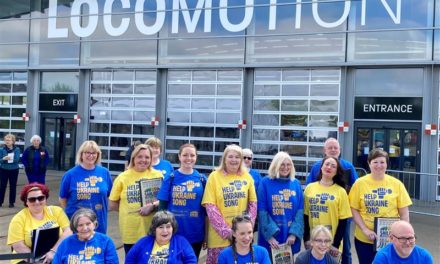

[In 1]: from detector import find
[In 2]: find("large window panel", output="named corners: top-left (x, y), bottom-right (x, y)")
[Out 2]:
top-left (252, 68), bottom-right (340, 180)
top-left (89, 70), bottom-right (157, 174)
top-left (0, 71), bottom-right (27, 149)
top-left (166, 70), bottom-right (243, 172)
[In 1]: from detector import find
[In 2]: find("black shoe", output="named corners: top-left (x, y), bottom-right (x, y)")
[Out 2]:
top-left (8, 204), bottom-right (14, 208)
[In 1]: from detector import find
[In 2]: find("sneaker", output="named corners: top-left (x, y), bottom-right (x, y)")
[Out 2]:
top-left (8, 204), bottom-right (14, 208)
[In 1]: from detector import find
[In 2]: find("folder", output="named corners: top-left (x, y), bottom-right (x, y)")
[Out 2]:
top-left (31, 226), bottom-right (59, 259)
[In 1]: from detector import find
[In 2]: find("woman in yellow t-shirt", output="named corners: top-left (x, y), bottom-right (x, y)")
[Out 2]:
top-left (7, 183), bottom-right (72, 264)
top-left (109, 144), bottom-right (163, 255)
top-left (304, 156), bottom-right (352, 258)
top-left (201, 144), bottom-right (257, 264)
top-left (349, 148), bottom-right (412, 264)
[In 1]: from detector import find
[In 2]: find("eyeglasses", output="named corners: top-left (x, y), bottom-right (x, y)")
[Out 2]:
top-left (313, 239), bottom-right (332, 245)
top-left (243, 156), bottom-right (253, 160)
top-left (27, 195), bottom-right (46, 203)
top-left (84, 152), bottom-right (97, 156)
top-left (391, 234), bottom-right (416, 243)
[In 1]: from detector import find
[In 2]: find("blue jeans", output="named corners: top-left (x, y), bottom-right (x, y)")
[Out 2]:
top-left (354, 238), bottom-right (376, 264)
top-left (341, 219), bottom-right (352, 264)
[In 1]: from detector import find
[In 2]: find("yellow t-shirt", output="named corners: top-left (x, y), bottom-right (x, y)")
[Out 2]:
top-left (148, 242), bottom-right (170, 263)
top-left (109, 168), bottom-right (163, 244)
top-left (304, 182), bottom-right (352, 237)
top-left (201, 170), bottom-right (257, 248)
top-left (349, 174), bottom-right (412, 243)
top-left (7, 206), bottom-right (70, 264)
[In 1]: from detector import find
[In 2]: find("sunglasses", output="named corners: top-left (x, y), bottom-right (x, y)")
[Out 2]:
top-left (27, 195), bottom-right (46, 203)
top-left (243, 156), bottom-right (253, 160)
top-left (233, 215), bottom-right (251, 223)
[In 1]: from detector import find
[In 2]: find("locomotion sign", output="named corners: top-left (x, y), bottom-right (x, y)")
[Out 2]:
top-left (354, 97), bottom-right (422, 121)
top-left (47, 0), bottom-right (402, 38)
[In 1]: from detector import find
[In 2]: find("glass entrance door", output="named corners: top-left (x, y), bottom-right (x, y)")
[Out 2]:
top-left (41, 115), bottom-right (76, 170)
top-left (354, 122), bottom-right (421, 197)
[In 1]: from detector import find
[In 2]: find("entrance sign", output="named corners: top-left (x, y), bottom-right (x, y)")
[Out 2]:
top-left (39, 94), bottom-right (78, 112)
top-left (354, 97), bottom-right (422, 120)
top-left (48, 0), bottom-right (402, 38)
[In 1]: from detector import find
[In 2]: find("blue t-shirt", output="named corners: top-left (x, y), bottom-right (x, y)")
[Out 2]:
top-left (257, 177), bottom-right (304, 255)
top-left (373, 243), bottom-right (434, 264)
top-left (218, 245), bottom-right (271, 264)
top-left (157, 170), bottom-right (206, 243)
top-left (59, 165), bottom-right (113, 234)
top-left (153, 159), bottom-right (174, 178)
top-left (52, 232), bottom-right (119, 264)
top-left (249, 169), bottom-right (262, 191)
top-left (306, 158), bottom-right (358, 187)
top-left (311, 254), bottom-right (327, 264)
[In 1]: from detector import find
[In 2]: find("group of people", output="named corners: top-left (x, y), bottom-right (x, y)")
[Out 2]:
top-left (3, 135), bottom-right (435, 263)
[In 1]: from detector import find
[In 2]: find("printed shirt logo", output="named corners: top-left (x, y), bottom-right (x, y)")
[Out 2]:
top-left (363, 188), bottom-right (393, 214)
top-left (182, 180), bottom-right (200, 192)
top-left (172, 181), bottom-right (198, 207)
top-left (230, 179), bottom-right (247, 190)
top-left (77, 176), bottom-right (102, 200)
top-left (279, 189), bottom-right (296, 201)
top-left (308, 193), bottom-right (333, 219)
top-left (67, 246), bottom-right (102, 263)
top-left (271, 189), bottom-right (295, 216)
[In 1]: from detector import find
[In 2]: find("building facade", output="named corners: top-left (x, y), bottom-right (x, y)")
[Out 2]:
top-left (0, 0), bottom-right (439, 200)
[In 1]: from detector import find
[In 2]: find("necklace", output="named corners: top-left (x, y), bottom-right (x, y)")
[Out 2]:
top-left (320, 180), bottom-right (333, 186)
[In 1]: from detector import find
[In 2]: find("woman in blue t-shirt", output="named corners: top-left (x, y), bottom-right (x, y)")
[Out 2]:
top-left (295, 225), bottom-right (338, 264)
top-left (157, 143), bottom-right (207, 258)
top-left (218, 215), bottom-right (271, 264)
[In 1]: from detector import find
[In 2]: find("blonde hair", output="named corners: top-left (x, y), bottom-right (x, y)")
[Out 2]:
top-left (267, 152), bottom-right (295, 180)
top-left (217, 144), bottom-right (246, 174)
top-left (75, 140), bottom-right (102, 165)
top-left (4, 133), bottom-right (16, 144)
top-left (145, 137), bottom-right (162, 151)
top-left (128, 144), bottom-right (153, 170)
top-left (310, 225), bottom-right (333, 243)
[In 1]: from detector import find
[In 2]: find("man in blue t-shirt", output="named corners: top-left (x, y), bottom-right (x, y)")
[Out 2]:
top-left (306, 137), bottom-right (358, 264)
top-left (373, 221), bottom-right (434, 264)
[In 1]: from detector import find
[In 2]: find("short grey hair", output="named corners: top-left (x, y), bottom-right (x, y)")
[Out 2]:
top-left (70, 208), bottom-right (98, 233)
top-left (30, 135), bottom-right (42, 144)
top-left (148, 211), bottom-right (178, 236)
top-left (242, 148), bottom-right (253, 157)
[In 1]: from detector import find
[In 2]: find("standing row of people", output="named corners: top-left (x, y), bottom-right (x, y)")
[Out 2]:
top-left (5, 135), bottom-right (433, 264)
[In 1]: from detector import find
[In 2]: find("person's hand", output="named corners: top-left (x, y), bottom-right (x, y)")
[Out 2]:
top-left (138, 203), bottom-right (155, 216)
top-left (3, 156), bottom-right (9, 160)
top-left (268, 237), bottom-right (280, 249)
top-left (202, 241), bottom-right (208, 250)
top-left (286, 235), bottom-right (296, 245)
top-left (328, 246), bottom-right (340, 258)
top-left (40, 250), bottom-right (55, 264)
top-left (304, 240), bottom-right (312, 250)
top-left (362, 228), bottom-right (377, 241)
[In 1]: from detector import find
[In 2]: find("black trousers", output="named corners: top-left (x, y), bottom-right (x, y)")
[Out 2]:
top-left (0, 168), bottom-right (19, 205)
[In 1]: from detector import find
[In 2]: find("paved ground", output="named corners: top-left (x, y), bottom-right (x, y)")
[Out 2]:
top-left (0, 170), bottom-right (438, 263)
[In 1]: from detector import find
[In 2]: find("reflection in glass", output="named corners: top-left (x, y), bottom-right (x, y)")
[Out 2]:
top-left (218, 71), bottom-right (242, 81)
top-left (11, 108), bottom-right (25, 117)
top-left (11, 96), bottom-right (26, 105)
top-left (41, 72), bottom-right (79, 93)
top-left (113, 71), bottom-right (133, 81)
top-left (283, 70), bottom-right (310, 82)
top-left (11, 120), bottom-right (24, 129)
top-left (112, 110), bottom-right (132, 121)
top-left (215, 141), bottom-right (232, 152)
top-left (197, 155), bottom-right (213, 166)
top-left (281, 130), bottom-right (307, 142)
top-left (281, 100), bottom-right (308, 112)
top-left (309, 146), bottom-right (325, 158)
top-left (12, 84), bottom-right (26, 93)
top-left (135, 84), bottom-right (156, 94)
top-left (193, 71), bottom-right (216, 81)
top-left (168, 71), bottom-right (191, 82)
top-left (309, 130), bottom-right (337, 142)
top-left (135, 98), bottom-right (155, 108)
top-left (0, 84), bottom-right (11, 93)
top-left (281, 145), bottom-right (307, 157)
top-left (0, 45), bottom-right (28, 66)
top-left (111, 124), bottom-right (132, 134)
top-left (90, 97), bottom-right (110, 107)
top-left (133, 125), bottom-right (154, 135)
top-left (252, 144), bottom-right (278, 155)
top-left (166, 139), bottom-right (187, 150)
top-left (89, 136), bottom-right (109, 146)
top-left (112, 97), bottom-right (133, 108)
top-left (253, 129), bottom-right (279, 141)
top-left (91, 84), bottom-right (111, 94)
top-left (254, 100), bottom-right (280, 111)
top-left (0, 108), bottom-right (10, 116)
top-left (89, 123), bottom-right (109, 133)
top-left (134, 111), bottom-right (154, 121)
top-left (281, 115), bottom-right (307, 127)
top-left (92, 72), bottom-right (112, 81)
top-left (136, 71), bottom-right (156, 81)
top-left (192, 99), bottom-right (215, 109)
top-left (112, 84), bottom-right (133, 94)
top-left (169, 84), bottom-right (191, 95)
top-left (310, 100), bottom-right (339, 112)
top-left (309, 115), bottom-right (338, 127)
